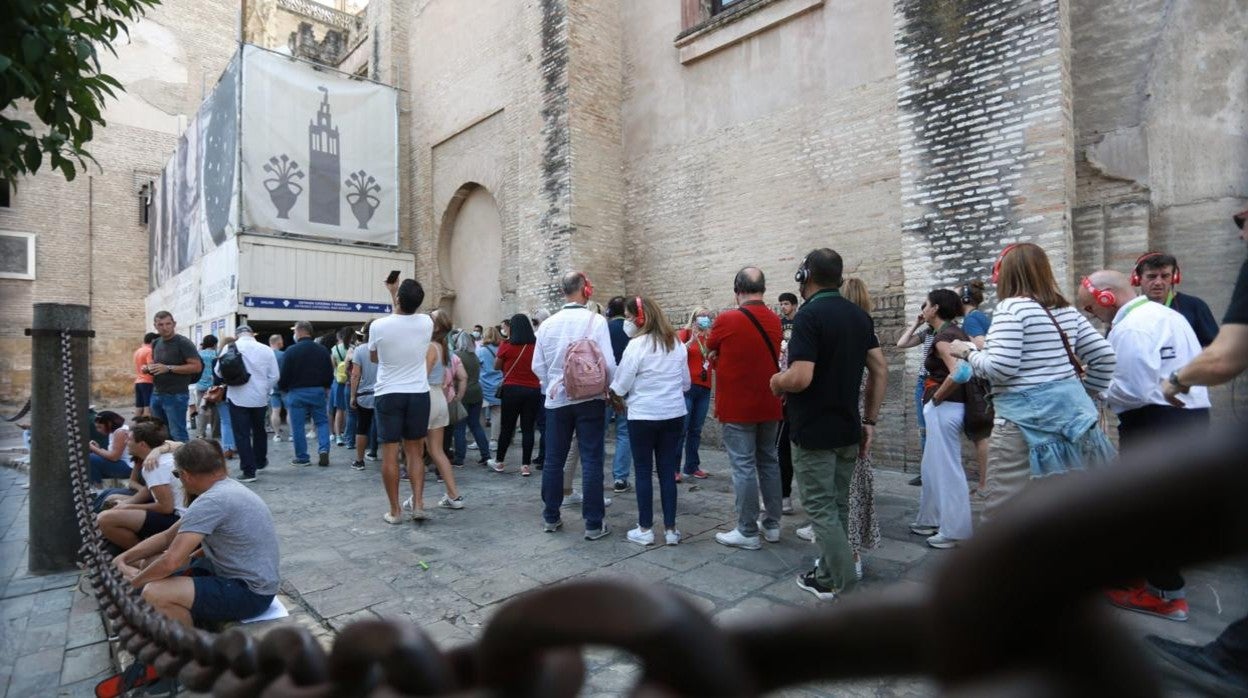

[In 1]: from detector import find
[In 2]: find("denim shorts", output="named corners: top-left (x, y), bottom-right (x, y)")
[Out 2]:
top-left (190, 575), bottom-right (274, 623)
top-left (138, 511), bottom-right (180, 539)
top-left (330, 382), bottom-right (349, 410)
top-left (269, 392), bottom-right (285, 410)
top-left (375, 392), bottom-right (430, 443)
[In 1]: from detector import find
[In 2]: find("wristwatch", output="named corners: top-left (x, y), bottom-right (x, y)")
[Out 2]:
top-left (861, 417), bottom-right (877, 426)
top-left (1167, 370), bottom-right (1190, 392)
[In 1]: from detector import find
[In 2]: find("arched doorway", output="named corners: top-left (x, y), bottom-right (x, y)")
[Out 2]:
top-left (439, 184), bottom-right (503, 329)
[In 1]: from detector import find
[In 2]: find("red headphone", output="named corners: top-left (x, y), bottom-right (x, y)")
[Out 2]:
top-left (1130, 252), bottom-right (1181, 287)
top-left (991, 244), bottom-right (1020, 284)
top-left (580, 272), bottom-right (594, 299)
top-left (634, 296), bottom-right (646, 328)
top-left (1081, 277), bottom-right (1116, 308)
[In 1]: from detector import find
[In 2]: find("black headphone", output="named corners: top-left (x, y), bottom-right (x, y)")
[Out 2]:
top-left (794, 255), bottom-right (811, 285)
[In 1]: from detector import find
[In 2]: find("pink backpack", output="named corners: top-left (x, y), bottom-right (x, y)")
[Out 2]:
top-left (562, 313), bottom-right (608, 400)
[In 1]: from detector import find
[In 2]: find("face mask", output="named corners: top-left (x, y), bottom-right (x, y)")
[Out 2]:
top-left (951, 359), bottom-right (974, 384)
top-left (472, 331), bottom-right (481, 340)
top-left (623, 320), bottom-right (639, 338)
top-left (696, 316), bottom-right (711, 330)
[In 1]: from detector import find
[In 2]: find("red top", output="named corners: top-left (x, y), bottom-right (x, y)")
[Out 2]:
top-left (677, 328), bottom-right (713, 389)
top-left (706, 302), bottom-right (782, 423)
top-left (133, 345), bottom-right (154, 384)
top-left (496, 342), bottom-right (541, 389)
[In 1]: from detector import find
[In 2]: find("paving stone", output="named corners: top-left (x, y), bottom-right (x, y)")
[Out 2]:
top-left (59, 641), bottom-right (111, 685)
top-left (418, 619), bottom-right (476, 650)
top-left (300, 578), bottom-right (394, 618)
top-left (666, 561), bottom-right (774, 602)
top-left (449, 570), bottom-right (540, 607)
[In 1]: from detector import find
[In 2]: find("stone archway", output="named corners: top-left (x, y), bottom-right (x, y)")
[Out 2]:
top-left (438, 183), bottom-right (504, 329)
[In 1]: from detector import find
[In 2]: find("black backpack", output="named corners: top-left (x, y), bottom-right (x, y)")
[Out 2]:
top-left (216, 345), bottom-right (251, 387)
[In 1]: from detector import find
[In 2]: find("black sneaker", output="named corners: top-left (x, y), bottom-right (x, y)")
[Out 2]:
top-left (613, 479), bottom-right (630, 493)
top-left (908, 475), bottom-right (922, 486)
top-left (350, 460), bottom-right (365, 471)
top-left (365, 451), bottom-right (378, 462)
top-left (796, 569), bottom-right (839, 601)
top-left (318, 452), bottom-right (330, 467)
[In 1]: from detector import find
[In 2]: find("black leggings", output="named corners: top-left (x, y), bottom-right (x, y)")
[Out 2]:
top-left (497, 385), bottom-right (543, 465)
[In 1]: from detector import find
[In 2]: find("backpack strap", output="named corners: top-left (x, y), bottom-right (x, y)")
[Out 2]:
top-left (738, 307), bottom-right (778, 366)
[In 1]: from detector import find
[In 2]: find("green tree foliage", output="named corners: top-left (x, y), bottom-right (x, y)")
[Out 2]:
top-left (0, 0), bottom-right (161, 185)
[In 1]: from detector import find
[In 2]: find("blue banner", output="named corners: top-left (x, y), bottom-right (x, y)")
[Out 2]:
top-left (242, 296), bottom-right (391, 314)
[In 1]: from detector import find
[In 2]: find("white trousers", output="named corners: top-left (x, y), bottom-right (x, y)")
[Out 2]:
top-left (915, 400), bottom-right (973, 540)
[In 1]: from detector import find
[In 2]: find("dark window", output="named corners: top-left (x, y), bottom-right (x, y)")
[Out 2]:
top-left (712, 0), bottom-right (747, 14)
top-left (0, 180), bottom-right (9, 208)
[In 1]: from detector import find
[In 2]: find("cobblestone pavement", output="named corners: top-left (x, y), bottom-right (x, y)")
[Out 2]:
top-left (2, 423), bottom-right (1245, 696)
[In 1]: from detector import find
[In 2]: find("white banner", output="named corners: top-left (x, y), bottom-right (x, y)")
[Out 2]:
top-left (148, 51), bottom-right (240, 290)
top-left (145, 236), bottom-right (238, 331)
top-left (240, 45), bottom-right (399, 245)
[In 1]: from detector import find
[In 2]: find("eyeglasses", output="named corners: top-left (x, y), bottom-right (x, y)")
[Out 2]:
top-left (172, 470), bottom-right (182, 479)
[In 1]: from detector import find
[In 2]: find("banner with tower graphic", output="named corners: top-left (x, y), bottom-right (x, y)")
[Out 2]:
top-left (239, 44), bottom-right (399, 245)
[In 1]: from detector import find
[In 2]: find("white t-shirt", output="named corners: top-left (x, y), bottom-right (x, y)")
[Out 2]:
top-left (609, 335), bottom-right (690, 421)
top-left (145, 452), bottom-right (188, 516)
top-left (1103, 296), bottom-right (1211, 413)
top-left (368, 313), bottom-right (433, 396)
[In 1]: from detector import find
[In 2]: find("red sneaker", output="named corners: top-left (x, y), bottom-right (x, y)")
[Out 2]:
top-left (1106, 586), bottom-right (1189, 622)
top-left (691, 470), bottom-right (710, 479)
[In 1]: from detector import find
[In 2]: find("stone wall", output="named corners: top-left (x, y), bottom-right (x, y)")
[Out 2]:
top-left (0, 0), bottom-right (239, 406)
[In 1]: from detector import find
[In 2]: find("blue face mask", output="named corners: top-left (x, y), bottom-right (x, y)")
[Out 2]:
top-left (951, 359), bottom-right (974, 384)
top-left (696, 316), bottom-right (711, 330)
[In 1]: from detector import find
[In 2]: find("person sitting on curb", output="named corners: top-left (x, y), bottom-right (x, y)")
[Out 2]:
top-left (97, 420), bottom-right (186, 551)
top-left (114, 439), bottom-right (281, 627)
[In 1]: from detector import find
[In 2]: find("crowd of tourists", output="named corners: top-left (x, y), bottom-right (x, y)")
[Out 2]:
top-left (99, 211), bottom-right (1248, 694)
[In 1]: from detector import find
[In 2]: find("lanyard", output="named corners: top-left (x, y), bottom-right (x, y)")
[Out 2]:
top-left (1118, 296), bottom-right (1150, 321)
top-left (806, 289), bottom-right (841, 303)
top-left (1164, 291), bottom-right (1175, 308)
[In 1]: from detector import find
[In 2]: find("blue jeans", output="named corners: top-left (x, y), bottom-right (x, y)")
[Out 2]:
top-left (720, 421), bottom-right (783, 537)
top-left (345, 403), bottom-right (358, 443)
top-left (150, 391), bottom-right (189, 442)
top-left (679, 384), bottom-right (711, 474)
top-left (630, 417), bottom-right (682, 529)
top-left (286, 387), bottom-right (330, 461)
top-left (88, 453), bottom-right (131, 485)
top-left (541, 400), bottom-right (607, 530)
top-left (611, 406), bottom-right (632, 482)
top-left (218, 401), bottom-right (236, 450)
top-left (228, 403), bottom-right (269, 477)
top-left (454, 402), bottom-right (491, 463)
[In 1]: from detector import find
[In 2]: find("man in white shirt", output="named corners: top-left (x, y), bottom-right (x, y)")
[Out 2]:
top-left (532, 271), bottom-right (618, 539)
top-left (1078, 269), bottom-right (1210, 623)
top-left (97, 420), bottom-right (187, 550)
top-left (369, 278), bottom-right (435, 524)
top-left (217, 325), bottom-right (281, 483)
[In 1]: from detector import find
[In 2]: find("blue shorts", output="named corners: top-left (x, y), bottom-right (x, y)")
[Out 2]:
top-left (134, 383), bottom-right (154, 408)
top-left (190, 574), bottom-right (274, 623)
top-left (269, 392), bottom-right (285, 410)
top-left (331, 383), bottom-right (349, 410)
top-left (375, 392), bottom-right (430, 443)
top-left (138, 511), bottom-right (180, 539)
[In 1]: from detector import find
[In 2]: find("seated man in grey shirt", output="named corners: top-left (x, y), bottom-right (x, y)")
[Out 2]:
top-left (115, 439), bottom-right (281, 626)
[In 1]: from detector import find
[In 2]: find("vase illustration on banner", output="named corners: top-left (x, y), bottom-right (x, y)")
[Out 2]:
top-left (262, 155), bottom-right (304, 219)
top-left (345, 170), bottom-right (381, 229)
top-left (308, 86), bottom-right (341, 226)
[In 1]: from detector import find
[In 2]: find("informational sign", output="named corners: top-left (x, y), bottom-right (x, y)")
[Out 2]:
top-left (242, 296), bottom-right (392, 314)
top-left (240, 44), bottom-right (399, 245)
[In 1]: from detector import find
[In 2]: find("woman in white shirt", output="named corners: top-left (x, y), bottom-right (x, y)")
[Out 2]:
top-left (609, 296), bottom-right (690, 546)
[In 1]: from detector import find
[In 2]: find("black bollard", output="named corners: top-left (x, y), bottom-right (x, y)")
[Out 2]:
top-left (29, 303), bottom-right (89, 574)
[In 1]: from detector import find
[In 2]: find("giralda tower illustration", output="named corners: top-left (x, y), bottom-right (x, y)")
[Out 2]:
top-left (308, 86), bottom-right (341, 225)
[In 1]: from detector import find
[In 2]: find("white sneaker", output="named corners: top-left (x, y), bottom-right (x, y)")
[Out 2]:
top-left (715, 529), bottom-right (761, 550)
top-left (796, 524), bottom-right (816, 542)
top-left (402, 495), bottom-right (413, 511)
top-left (438, 495), bottom-right (465, 510)
top-left (927, 533), bottom-right (959, 549)
top-left (488, 459), bottom-right (504, 473)
top-left (782, 497), bottom-right (794, 514)
top-left (854, 555), bottom-right (864, 581)
top-left (467, 442), bottom-right (478, 451)
top-left (760, 526), bottom-right (780, 543)
top-left (664, 529), bottom-right (682, 546)
top-left (273, 434), bottom-right (283, 442)
top-left (562, 491), bottom-right (583, 508)
top-left (627, 526), bottom-right (654, 546)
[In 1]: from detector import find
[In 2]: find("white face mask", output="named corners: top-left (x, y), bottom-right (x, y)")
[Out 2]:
top-left (623, 320), bottom-right (639, 338)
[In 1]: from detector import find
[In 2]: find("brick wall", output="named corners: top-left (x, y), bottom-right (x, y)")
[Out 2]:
top-left (0, 0), bottom-right (238, 406)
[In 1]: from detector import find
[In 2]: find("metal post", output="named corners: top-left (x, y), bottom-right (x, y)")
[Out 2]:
top-left (29, 303), bottom-right (89, 573)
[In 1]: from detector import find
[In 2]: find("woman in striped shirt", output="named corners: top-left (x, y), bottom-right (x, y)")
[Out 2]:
top-left (950, 243), bottom-right (1117, 523)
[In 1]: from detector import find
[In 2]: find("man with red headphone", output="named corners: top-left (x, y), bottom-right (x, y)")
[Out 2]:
top-left (1132, 252), bottom-right (1219, 347)
top-left (1076, 269), bottom-right (1210, 623)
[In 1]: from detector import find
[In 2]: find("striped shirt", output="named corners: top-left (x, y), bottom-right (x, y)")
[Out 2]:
top-left (967, 297), bottom-right (1116, 394)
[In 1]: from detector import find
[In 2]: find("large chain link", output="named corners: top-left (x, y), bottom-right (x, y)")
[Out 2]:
top-left (56, 330), bottom-right (1248, 696)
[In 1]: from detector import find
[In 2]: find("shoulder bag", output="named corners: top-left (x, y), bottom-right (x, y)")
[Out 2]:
top-left (495, 345), bottom-right (527, 400)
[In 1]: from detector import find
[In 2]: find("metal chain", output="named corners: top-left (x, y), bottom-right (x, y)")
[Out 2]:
top-left (53, 329), bottom-right (1247, 696)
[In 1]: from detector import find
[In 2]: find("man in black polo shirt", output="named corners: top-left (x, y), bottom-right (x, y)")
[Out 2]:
top-left (770, 248), bottom-right (887, 600)
top-left (278, 321), bottom-right (334, 466)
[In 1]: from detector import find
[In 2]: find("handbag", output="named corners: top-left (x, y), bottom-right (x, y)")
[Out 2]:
top-left (495, 345), bottom-right (527, 400)
top-left (962, 376), bottom-right (994, 439)
top-left (447, 398), bottom-right (467, 424)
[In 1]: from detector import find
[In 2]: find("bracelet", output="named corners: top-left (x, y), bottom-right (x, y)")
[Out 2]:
top-left (861, 418), bottom-right (877, 426)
